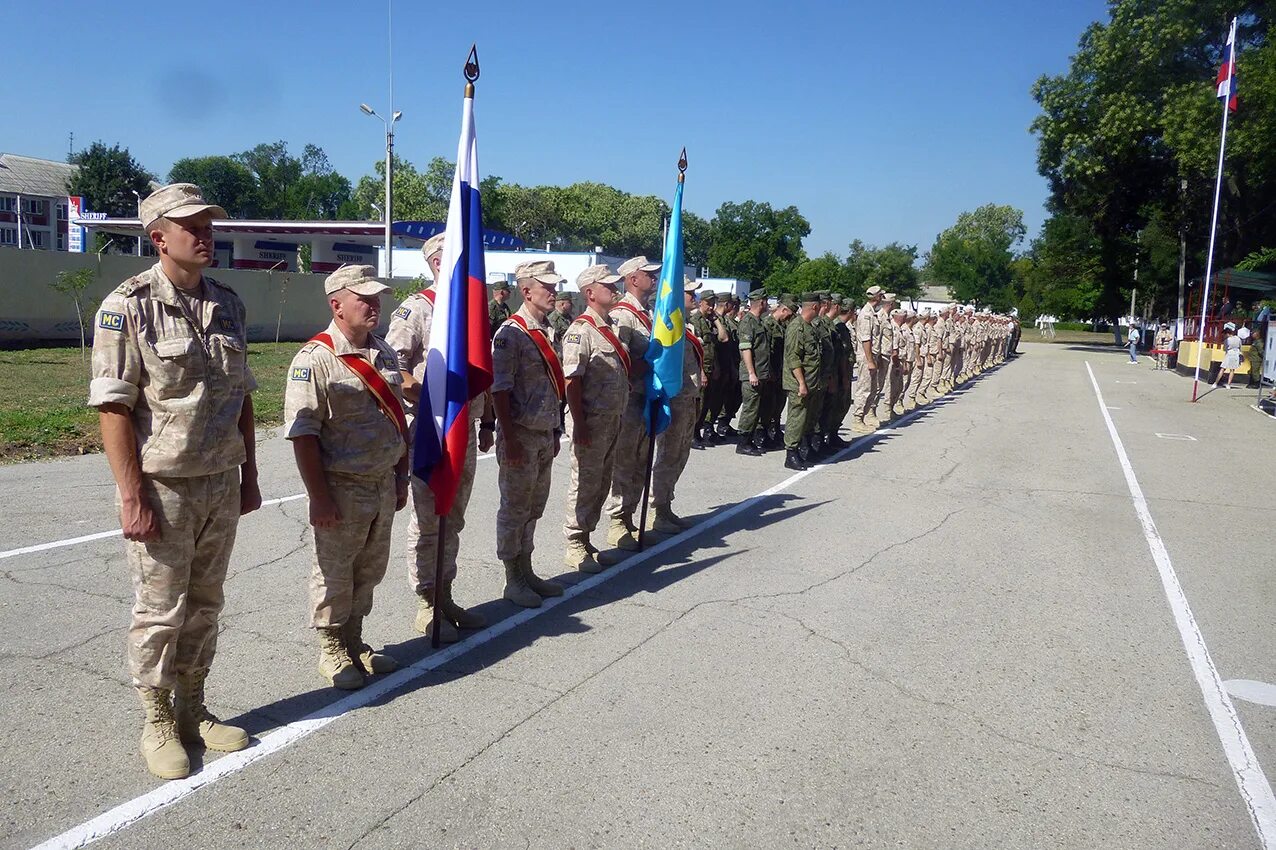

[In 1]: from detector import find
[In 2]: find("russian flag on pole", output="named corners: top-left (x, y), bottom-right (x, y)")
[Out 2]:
top-left (1216, 17), bottom-right (1239, 112)
top-left (412, 85), bottom-right (493, 515)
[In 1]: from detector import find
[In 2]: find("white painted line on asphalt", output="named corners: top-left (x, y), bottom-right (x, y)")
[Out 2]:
top-left (0, 494), bottom-right (307, 562)
top-left (1085, 361), bottom-right (1276, 848)
top-left (0, 439), bottom-right (528, 564)
top-left (28, 400), bottom-right (933, 850)
top-left (1106, 406), bottom-right (1123, 410)
top-left (1154, 433), bottom-right (1197, 441)
top-left (1226, 680), bottom-right (1276, 709)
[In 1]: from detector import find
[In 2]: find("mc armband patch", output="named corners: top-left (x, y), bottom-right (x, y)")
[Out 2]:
top-left (393, 306), bottom-right (411, 320)
top-left (564, 332), bottom-right (582, 345)
top-left (290, 366), bottom-right (311, 382)
top-left (493, 337), bottom-right (507, 349)
top-left (98, 311), bottom-right (125, 331)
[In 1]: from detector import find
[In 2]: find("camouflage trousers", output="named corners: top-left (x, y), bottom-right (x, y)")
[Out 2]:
top-left (877, 359), bottom-right (900, 420)
top-left (851, 358), bottom-right (877, 422)
top-left (564, 411), bottom-right (621, 538)
top-left (906, 359), bottom-right (924, 405)
top-left (737, 378), bottom-right (762, 434)
top-left (496, 424), bottom-right (556, 561)
top-left (606, 393), bottom-right (652, 522)
top-left (124, 468), bottom-right (240, 689)
top-left (760, 379), bottom-right (784, 433)
top-left (784, 387), bottom-right (824, 449)
top-left (311, 469), bottom-right (396, 628)
top-left (949, 348), bottom-right (962, 383)
top-left (407, 420), bottom-right (477, 595)
top-left (819, 374), bottom-right (847, 435)
top-left (652, 393), bottom-right (699, 506)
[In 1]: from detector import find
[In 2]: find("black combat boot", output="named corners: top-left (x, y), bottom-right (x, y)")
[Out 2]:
top-left (784, 448), bottom-right (807, 470)
top-left (692, 425), bottom-right (705, 450)
top-left (736, 433), bottom-right (762, 456)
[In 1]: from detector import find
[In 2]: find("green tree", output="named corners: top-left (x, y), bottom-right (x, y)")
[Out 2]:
top-left (49, 267), bottom-right (97, 360)
top-left (168, 156), bottom-right (260, 217)
top-left (925, 204), bottom-right (1025, 310)
top-left (68, 142), bottom-right (155, 218)
top-left (708, 200), bottom-right (810, 286)
top-left (1031, 1), bottom-right (1276, 317)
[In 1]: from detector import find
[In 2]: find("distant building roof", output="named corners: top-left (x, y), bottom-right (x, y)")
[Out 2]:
top-left (0, 153), bottom-right (77, 197)
top-left (920, 284), bottom-right (951, 302)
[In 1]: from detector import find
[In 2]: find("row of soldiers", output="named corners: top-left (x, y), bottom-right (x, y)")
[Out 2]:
top-left (89, 182), bottom-right (1016, 781)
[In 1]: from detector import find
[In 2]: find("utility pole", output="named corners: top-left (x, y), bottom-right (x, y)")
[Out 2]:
top-left (1177, 178), bottom-right (1187, 337)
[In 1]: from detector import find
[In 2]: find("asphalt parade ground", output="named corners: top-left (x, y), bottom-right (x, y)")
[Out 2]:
top-left (2, 341), bottom-right (1274, 849)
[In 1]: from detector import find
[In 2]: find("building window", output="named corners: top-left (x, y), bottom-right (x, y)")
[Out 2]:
top-left (56, 202), bottom-right (68, 221)
top-left (25, 229), bottom-right (47, 249)
top-left (22, 198), bottom-right (46, 216)
top-left (0, 196), bottom-right (14, 212)
top-left (0, 227), bottom-right (16, 245)
top-left (57, 231), bottom-right (67, 251)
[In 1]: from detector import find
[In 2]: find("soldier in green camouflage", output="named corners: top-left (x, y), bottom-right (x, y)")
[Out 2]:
top-left (488, 280), bottom-right (513, 338)
top-left (782, 293), bottom-right (823, 471)
top-left (734, 289), bottom-right (771, 456)
top-left (546, 290), bottom-right (574, 357)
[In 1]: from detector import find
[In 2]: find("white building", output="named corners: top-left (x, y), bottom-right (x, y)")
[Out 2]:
top-left (389, 245), bottom-right (694, 292)
top-left (0, 154), bottom-right (78, 251)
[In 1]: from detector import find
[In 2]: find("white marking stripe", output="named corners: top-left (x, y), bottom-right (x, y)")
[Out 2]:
top-left (1154, 433), bottom-right (1197, 441)
top-left (1085, 361), bottom-right (1276, 847)
top-left (0, 494), bottom-right (307, 561)
top-left (0, 442), bottom-right (527, 564)
top-left (28, 406), bottom-right (931, 849)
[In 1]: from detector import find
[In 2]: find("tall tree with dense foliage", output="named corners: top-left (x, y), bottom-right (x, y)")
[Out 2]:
top-left (707, 200), bottom-right (810, 286)
top-left (168, 156), bottom-right (260, 218)
top-left (1030, 1), bottom-right (1276, 317)
top-left (68, 142), bottom-right (155, 218)
top-left (925, 204), bottom-right (1026, 310)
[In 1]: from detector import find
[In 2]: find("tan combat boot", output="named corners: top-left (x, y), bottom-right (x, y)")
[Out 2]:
top-left (440, 579), bottom-right (485, 630)
top-left (606, 516), bottom-right (639, 551)
top-left (345, 616), bottom-right (397, 674)
top-left (564, 534), bottom-right (602, 574)
top-left (174, 670), bottom-right (249, 753)
top-left (137, 686), bottom-right (190, 780)
top-left (519, 553), bottom-right (563, 598)
top-left (415, 590), bottom-right (460, 643)
top-left (503, 558), bottom-right (542, 608)
top-left (651, 503), bottom-right (683, 535)
top-left (317, 626), bottom-right (365, 690)
top-left (850, 416), bottom-right (874, 434)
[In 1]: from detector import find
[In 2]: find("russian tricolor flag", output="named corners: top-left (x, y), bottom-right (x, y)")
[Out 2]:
top-left (1216, 18), bottom-right (1238, 113)
top-left (413, 84), bottom-right (493, 515)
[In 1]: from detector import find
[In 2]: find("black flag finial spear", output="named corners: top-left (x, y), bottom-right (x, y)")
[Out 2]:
top-left (678, 147), bottom-right (687, 183)
top-left (464, 44), bottom-right (480, 96)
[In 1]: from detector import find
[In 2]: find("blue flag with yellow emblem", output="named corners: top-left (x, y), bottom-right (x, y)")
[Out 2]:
top-left (644, 167), bottom-right (686, 435)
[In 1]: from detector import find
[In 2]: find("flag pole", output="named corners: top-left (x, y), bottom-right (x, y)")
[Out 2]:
top-left (431, 45), bottom-right (482, 648)
top-left (637, 149), bottom-right (687, 551)
top-left (1192, 17), bottom-right (1237, 402)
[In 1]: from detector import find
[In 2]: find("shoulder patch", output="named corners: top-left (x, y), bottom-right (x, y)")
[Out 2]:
top-left (393, 306), bottom-right (412, 320)
top-left (98, 311), bottom-right (126, 332)
top-left (494, 337), bottom-right (508, 349)
top-left (217, 317), bottom-right (237, 333)
top-left (290, 366), bottom-right (311, 382)
top-left (564, 332), bottom-right (582, 345)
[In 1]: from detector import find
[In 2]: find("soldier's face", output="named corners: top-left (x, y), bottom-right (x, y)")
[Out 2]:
top-left (152, 212), bottom-right (215, 269)
top-left (801, 304), bottom-right (817, 321)
top-left (628, 270), bottom-right (657, 297)
top-left (556, 298), bottom-right (571, 315)
top-left (494, 289), bottom-right (509, 302)
top-left (332, 290), bottom-right (381, 332)
top-left (589, 284), bottom-right (618, 313)
top-left (523, 281), bottom-right (555, 313)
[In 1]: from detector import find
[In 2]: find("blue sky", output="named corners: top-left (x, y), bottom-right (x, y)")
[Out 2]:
top-left (1, 0), bottom-right (1106, 258)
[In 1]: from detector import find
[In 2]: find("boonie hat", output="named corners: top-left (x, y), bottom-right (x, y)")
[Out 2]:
top-left (422, 232), bottom-right (446, 259)
top-left (324, 264), bottom-right (390, 297)
top-left (617, 256), bottom-right (661, 277)
top-left (139, 183), bottom-right (227, 230)
top-left (865, 285), bottom-right (883, 297)
top-left (577, 264), bottom-right (622, 289)
top-left (513, 260), bottom-right (564, 286)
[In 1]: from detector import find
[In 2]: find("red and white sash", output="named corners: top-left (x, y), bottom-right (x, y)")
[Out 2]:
top-left (310, 332), bottom-right (408, 441)
top-left (508, 314), bottom-right (566, 401)
top-left (611, 301), bottom-right (652, 333)
top-left (573, 313), bottom-right (632, 376)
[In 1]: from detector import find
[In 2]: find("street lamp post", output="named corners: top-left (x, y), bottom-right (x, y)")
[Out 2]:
top-left (361, 103), bottom-right (402, 280)
top-left (131, 190), bottom-right (143, 255)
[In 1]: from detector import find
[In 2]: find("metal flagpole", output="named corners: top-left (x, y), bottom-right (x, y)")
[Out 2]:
top-left (15, 193), bottom-right (23, 249)
top-left (1192, 16), bottom-right (1237, 402)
